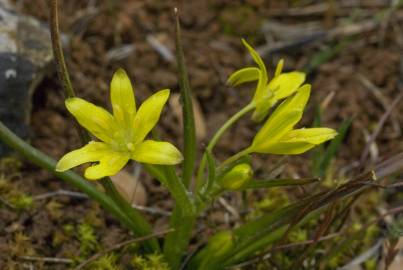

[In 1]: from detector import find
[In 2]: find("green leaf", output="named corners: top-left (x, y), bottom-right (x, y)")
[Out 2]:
top-left (313, 118), bottom-right (352, 177)
top-left (243, 178), bottom-right (319, 189)
top-left (175, 12), bottom-right (196, 188)
top-left (319, 118), bottom-right (352, 176)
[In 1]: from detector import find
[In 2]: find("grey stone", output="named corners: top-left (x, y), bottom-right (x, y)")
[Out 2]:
top-left (0, 0), bottom-right (53, 156)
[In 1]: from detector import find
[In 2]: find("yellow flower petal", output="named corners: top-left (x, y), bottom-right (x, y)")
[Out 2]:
top-left (250, 85), bottom-right (311, 153)
top-left (241, 39), bottom-right (267, 75)
top-left (241, 39), bottom-right (269, 103)
top-left (132, 89), bottom-right (170, 144)
top-left (269, 71), bottom-right (306, 100)
top-left (65, 98), bottom-right (116, 143)
top-left (258, 141), bottom-right (316, 155)
top-left (56, 141), bottom-right (112, 171)
top-left (260, 128), bottom-right (337, 155)
top-left (280, 128), bottom-right (337, 144)
top-left (110, 68), bottom-right (136, 127)
top-left (227, 67), bottom-right (260, 86)
top-left (251, 110), bottom-right (301, 153)
top-left (132, 140), bottom-right (183, 165)
top-left (269, 84), bottom-right (311, 123)
top-left (274, 59), bottom-right (284, 77)
top-left (84, 150), bottom-right (130, 180)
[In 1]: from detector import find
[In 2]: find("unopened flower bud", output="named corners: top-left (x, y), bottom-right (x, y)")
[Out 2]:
top-left (219, 163), bottom-right (253, 190)
top-left (206, 231), bottom-right (234, 258)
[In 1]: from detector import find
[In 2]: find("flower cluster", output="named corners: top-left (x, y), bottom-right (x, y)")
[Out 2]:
top-left (229, 40), bottom-right (337, 156)
top-left (228, 39), bottom-right (306, 122)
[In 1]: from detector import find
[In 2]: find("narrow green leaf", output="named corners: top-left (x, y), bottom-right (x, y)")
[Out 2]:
top-left (317, 118), bottom-right (352, 177)
top-left (205, 150), bottom-right (216, 192)
top-left (175, 10), bottom-right (196, 188)
top-left (163, 207), bottom-right (196, 269)
top-left (220, 176), bottom-right (375, 265)
top-left (243, 178), bottom-right (319, 189)
top-left (160, 164), bottom-right (196, 269)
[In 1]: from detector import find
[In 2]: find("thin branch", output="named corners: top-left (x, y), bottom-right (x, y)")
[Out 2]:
top-left (19, 256), bottom-right (73, 264)
top-left (360, 90), bottom-right (403, 166)
top-left (33, 189), bottom-right (88, 200)
top-left (74, 229), bottom-right (173, 270)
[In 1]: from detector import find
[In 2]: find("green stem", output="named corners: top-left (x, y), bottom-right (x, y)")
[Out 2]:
top-left (0, 121), bottom-right (159, 252)
top-left (49, 0), bottom-right (75, 99)
top-left (219, 148), bottom-right (251, 170)
top-left (196, 103), bottom-right (255, 190)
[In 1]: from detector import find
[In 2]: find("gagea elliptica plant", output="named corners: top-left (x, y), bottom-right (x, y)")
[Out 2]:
top-left (2, 3), bottom-right (395, 270)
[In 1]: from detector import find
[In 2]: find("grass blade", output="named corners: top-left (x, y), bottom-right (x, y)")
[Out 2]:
top-left (317, 118), bottom-right (352, 177)
top-left (175, 9), bottom-right (196, 187)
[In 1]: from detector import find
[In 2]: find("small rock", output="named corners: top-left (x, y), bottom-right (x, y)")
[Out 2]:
top-left (0, 0), bottom-right (53, 156)
top-left (110, 170), bottom-right (147, 206)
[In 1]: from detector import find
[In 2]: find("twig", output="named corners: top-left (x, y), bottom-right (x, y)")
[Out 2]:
top-left (218, 197), bottom-right (240, 221)
top-left (74, 229), bottom-right (173, 270)
top-left (131, 204), bottom-right (171, 216)
top-left (19, 256), bottom-right (73, 264)
top-left (0, 196), bottom-right (16, 209)
top-left (33, 189), bottom-right (88, 200)
top-left (360, 91), bottom-right (403, 167)
top-left (147, 34), bottom-right (174, 62)
top-left (357, 74), bottom-right (401, 136)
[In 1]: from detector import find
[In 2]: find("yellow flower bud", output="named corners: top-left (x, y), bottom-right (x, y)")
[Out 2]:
top-left (206, 231), bottom-right (234, 258)
top-left (219, 163), bottom-right (253, 190)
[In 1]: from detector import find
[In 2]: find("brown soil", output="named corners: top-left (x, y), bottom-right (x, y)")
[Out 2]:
top-left (1, 0), bottom-right (402, 269)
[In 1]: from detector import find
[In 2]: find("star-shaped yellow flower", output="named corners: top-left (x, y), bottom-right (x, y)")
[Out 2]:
top-left (56, 69), bottom-right (183, 180)
top-left (248, 84), bottom-right (337, 155)
top-left (227, 39), bottom-right (306, 122)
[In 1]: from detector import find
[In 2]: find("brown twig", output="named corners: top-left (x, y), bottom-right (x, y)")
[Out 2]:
top-left (74, 229), bottom-right (173, 270)
top-left (360, 91), bottom-right (403, 167)
top-left (19, 256), bottom-right (73, 264)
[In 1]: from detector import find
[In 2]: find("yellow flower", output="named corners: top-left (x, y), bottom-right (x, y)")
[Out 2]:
top-left (56, 69), bottom-right (183, 180)
top-left (227, 39), bottom-right (306, 122)
top-left (248, 84), bottom-right (337, 155)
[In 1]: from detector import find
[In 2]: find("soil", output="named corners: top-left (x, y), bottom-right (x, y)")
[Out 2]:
top-left (1, 0), bottom-right (402, 269)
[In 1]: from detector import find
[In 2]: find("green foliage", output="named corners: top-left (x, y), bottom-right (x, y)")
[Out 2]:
top-left (132, 253), bottom-right (170, 270)
top-left (9, 194), bottom-right (33, 210)
top-left (89, 254), bottom-right (121, 270)
top-left (77, 223), bottom-right (99, 257)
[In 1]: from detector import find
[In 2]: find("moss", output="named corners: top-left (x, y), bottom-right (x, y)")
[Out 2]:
top-left (9, 194), bottom-right (34, 210)
top-left (88, 254), bottom-right (121, 270)
top-left (131, 253), bottom-right (170, 270)
top-left (77, 223), bottom-right (99, 258)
